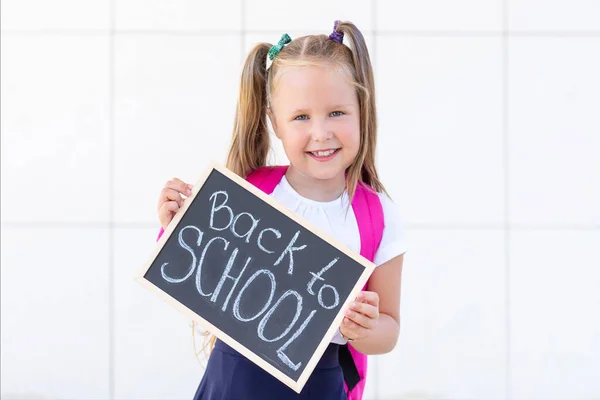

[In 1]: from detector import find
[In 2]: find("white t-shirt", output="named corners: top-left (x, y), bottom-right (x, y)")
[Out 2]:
top-left (270, 176), bottom-right (408, 344)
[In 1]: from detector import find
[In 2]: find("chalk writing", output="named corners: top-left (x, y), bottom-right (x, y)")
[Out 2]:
top-left (143, 167), bottom-right (368, 386)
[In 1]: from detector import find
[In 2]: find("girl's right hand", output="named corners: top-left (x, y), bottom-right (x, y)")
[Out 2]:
top-left (157, 178), bottom-right (193, 229)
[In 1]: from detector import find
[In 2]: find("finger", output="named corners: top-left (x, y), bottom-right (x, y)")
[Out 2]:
top-left (345, 307), bottom-right (377, 330)
top-left (160, 187), bottom-right (185, 205)
top-left (340, 317), bottom-right (368, 340)
top-left (356, 291), bottom-right (379, 307)
top-left (349, 301), bottom-right (379, 320)
top-left (165, 178), bottom-right (193, 196)
top-left (159, 201), bottom-right (180, 222)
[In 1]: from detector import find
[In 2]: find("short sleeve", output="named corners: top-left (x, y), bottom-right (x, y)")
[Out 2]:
top-left (373, 193), bottom-right (408, 266)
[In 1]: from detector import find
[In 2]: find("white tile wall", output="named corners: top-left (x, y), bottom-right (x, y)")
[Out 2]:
top-left (509, 37), bottom-right (600, 227)
top-left (378, 0), bottom-right (503, 31)
top-left (244, 0), bottom-right (373, 32)
top-left (1, 35), bottom-right (110, 224)
top-left (1, 0), bottom-right (110, 30)
top-left (2, 0), bottom-right (599, 399)
top-left (377, 36), bottom-right (504, 226)
top-left (113, 227), bottom-right (203, 398)
top-left (115, 0), bottom-right (242, 31)
top-left (378, 230), bottom-right (507, 400)
top-left (114, 35), bottom-right (241, 224)
top-left (510, 230), bottom-right (600, 400)
top-left (508, 0), bottom-right (600, 32)
top-left (0, 228), bottom-right (110, 398)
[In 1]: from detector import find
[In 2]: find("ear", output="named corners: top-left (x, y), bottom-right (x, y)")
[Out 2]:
top-left (267, 107), bottom-right (281, 139)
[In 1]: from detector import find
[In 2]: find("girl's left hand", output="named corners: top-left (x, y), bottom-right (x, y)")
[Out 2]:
top-left (339, 291), bottom-right (379, 342)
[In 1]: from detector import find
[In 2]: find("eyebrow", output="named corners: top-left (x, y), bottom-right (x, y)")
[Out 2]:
top-left (330, 104), bottom-right (356, 109)
top-left (290, 104), bottom-right (355, 114)
top-left (291, 108), bottom-right (310, 115)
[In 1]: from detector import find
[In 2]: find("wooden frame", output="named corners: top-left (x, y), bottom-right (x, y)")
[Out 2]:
top-left (135, 160), bottom-right (376, 393)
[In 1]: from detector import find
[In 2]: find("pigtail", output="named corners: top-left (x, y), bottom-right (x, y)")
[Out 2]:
top-left (334, 22), bottom-right (387, 198)
top-left (225, 42), bottom-right (272, 178)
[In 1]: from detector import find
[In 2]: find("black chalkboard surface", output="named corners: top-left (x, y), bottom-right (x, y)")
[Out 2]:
top-left (136, 161), bottom-right (375, 393)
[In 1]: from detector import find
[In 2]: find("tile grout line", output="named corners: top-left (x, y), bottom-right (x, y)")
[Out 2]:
top-left (503, 0), bottom-right (512, 398)
top-left (108, 0), bottom-right (116, 397)
top-left (2, 29), bottom-right (600, 37)
top-left (2, 222), bottom-right (599, 230)
top-left (241, 0), bottom-right (245, 64)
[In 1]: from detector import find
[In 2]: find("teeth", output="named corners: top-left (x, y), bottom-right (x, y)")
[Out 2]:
top-left (312, 149), bottom-right (336, 157)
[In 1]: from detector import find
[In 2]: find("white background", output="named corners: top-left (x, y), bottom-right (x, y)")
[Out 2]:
top-left (1, 0), bottom-right (599, 399)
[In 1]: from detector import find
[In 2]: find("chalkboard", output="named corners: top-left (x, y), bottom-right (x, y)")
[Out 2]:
top-left (136, 161), bottom-right (375, 393)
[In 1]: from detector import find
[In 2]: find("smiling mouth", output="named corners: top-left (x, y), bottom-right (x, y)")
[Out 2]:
top-left (306, 148), bottom-right (341, 161)
top-left (308, 149), bottom-right (339, 157)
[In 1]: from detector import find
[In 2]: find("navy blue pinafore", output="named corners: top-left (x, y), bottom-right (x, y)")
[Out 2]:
top-left (192, 339), bottom-right (347, 400)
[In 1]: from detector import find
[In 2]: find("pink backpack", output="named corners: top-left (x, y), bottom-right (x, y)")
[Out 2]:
top-left (157, 166), bottom-right (384, 399)
top-left (246, 166), bottom-right (384, 400)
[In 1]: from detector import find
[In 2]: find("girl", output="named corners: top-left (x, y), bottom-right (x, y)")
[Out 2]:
top-left (156, 20), bottom-right (406, 400)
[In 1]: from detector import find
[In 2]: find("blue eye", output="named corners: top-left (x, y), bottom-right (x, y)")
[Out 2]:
top-left (294, 115), bottom-right (308, 121)
top-left (331, 111), bottom-right (344, 117)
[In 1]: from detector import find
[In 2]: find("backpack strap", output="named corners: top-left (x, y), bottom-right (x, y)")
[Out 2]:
top-left (341, 181), bottom-right (384, 400)
top-left (245, 165), bottom-right (288, 194)
top-left (352, 182), bottom-right (384, 262)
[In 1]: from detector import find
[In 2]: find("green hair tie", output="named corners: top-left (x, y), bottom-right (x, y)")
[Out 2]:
top-left (268, 33), bottom-right (292, 60)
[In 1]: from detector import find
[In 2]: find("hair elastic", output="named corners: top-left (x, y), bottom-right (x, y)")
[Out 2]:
top-left (328, 20), bottom-right (344, 44)
top-left (268, 33), bottom-right (292, 60)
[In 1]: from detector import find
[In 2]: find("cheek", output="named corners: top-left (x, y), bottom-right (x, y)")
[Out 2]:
top-left (280, 127), bottom-right (309, 153)
top-left (338, 120), bottom-right (361, 149)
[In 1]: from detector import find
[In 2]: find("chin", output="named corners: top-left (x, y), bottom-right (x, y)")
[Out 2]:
top-left (304, 164), bottom-right (347, 182)
top-left (290, 153), bottom-right (352, 182)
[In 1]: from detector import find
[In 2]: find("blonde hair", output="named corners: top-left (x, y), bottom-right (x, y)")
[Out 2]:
top-left (196, 20), bottom-right (386, 359)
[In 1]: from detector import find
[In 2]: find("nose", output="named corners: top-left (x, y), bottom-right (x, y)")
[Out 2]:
top-left (310, 120), bottom-right (333, 142)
